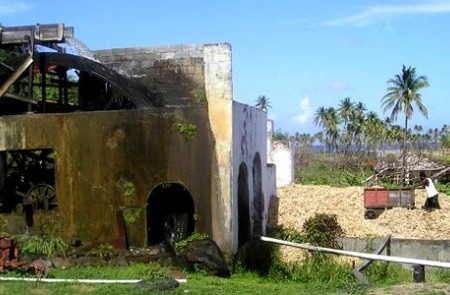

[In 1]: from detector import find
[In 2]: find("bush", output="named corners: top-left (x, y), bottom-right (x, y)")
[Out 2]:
top-left (302, 213), bottom-right (345, 249)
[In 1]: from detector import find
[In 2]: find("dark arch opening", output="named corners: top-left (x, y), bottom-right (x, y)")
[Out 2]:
top-left (252, 153), bottom-right (263, 236)
top-left (238, 163), bottom-right (250, 248)
top-left (146, 183), bottom-right (195, 247)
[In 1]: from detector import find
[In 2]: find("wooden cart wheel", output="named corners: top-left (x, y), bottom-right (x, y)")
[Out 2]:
top-left (26, 184), bottom-right (57, 212)
top-left (364, 209), bottom-right (377, 220)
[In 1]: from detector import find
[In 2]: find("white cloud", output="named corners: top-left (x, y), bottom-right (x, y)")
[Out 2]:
top-left (316, 81), bottom-right (351, 92)
top-left (0, 1), bottom-right (30, 15)
top-left (293, 97), bottom-right (312, 124)
top-left (323, 0), bottom-right (450, 27)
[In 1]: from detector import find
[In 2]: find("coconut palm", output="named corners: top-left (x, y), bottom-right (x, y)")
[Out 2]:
top-left (381, 65), bottom-right (429, 183)
top-left (314, 107), bottom-right (341, 153)
top-left (338, 97), bottom-right (355, 154)
top-left (255, 95), bottom-right (271, 111)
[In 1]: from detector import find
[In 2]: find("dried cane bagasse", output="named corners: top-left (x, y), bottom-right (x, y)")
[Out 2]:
top-left (273, 184), bottom-right (450, 240)
top-left (271, 184), bottom-right (450, 263)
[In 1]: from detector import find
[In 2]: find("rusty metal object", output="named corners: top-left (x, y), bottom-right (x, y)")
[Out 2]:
top-left (0, 24), bottom-right (73, 45)
top-left (0, 54), bottom-right (33, 98)
top-left (33, 52), bottom-right (162, 109)
top-left (0, 236), bottom-right (48, 278)
top-left (363, 187), bottom-right (415, 219)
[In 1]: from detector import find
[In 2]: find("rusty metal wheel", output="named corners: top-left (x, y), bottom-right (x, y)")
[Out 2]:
top-left (26, 184), bottom-right (57, 212)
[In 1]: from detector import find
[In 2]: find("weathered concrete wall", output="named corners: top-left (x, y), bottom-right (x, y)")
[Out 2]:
top-left (342, 237), bottom-right (450, 263)
top-left (95, 45), bottom-right (206, 107)
top-left (267, 120), bottom-right (294, 188)
top-left (95, 43), bottom-right (237, 253)
top-left (204, 44), bottom-right (234, 253)
top-left (232, 102), bottom-right (271, 252)
top-left (0, 108), bottom-right (213, 247)
top-left (95, 43), bottom-right (276, 256)
top-left (271, 142), bottom-right (294, 187)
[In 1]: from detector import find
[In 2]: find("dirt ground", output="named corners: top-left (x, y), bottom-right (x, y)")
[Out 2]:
top-left (273, 184), bottom-right (450, 239)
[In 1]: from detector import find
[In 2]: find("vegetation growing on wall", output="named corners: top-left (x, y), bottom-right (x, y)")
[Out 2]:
top-left (117, 178), bottom-right (136, 198)
top-left (121, 207), bottom-right (144, 225)
top-left (192, 86), bottom-right (206, 103)
top-left (174, 120), bottom-right (197, 139)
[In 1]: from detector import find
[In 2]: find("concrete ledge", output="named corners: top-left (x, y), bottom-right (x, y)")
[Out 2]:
top-left (341, 237), bottom-right (450, 262)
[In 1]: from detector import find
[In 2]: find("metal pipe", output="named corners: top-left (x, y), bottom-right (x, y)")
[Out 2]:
top-left (257, 236), bottom-right (450, 268)
top-left (0, 55), bottom-right (33, 98)
top-left (0, 277), bottom-right (187, 284)
top-left (0, 24), bottom-right (74, 45)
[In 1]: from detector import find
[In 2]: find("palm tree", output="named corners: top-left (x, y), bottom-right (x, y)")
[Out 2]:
top-left (338, 97), bottom-right (354, 154)
top-left (349, 102), bottom-right (366, 153)
top-left (314, 107), bottom-right (340, 153)
top-left (255, 95), bottom-right (271, 111)
top-left (381, 65), bottom-right (429, 183)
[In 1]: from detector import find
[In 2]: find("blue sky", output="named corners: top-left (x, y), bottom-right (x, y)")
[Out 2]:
top-left (1, 0), bottom-right (449, 134)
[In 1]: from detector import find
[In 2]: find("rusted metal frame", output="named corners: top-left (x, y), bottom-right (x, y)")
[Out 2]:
top-left (2, 93), bottom-right (38, 105)
top-left (0, 24), bottom-right (74, 45)
top-left (0, 55), bottom-right (33, 99)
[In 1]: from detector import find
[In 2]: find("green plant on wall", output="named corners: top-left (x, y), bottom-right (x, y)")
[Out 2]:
top-left (192, 86), bottom-right (206, 103)
top-left (174, 120), bottom-right (197, 139)
top-left (122, 207), bottom-right (144, 225)
top-left (117, 178), bottom-right (136, 198)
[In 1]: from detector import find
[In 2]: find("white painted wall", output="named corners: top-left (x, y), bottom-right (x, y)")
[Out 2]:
top-left (232, 102), bottom-right (274, 253)
top-left (271, 142), bottom-right (294, 187)
top-left (267, 120), bottom-right (294, 188)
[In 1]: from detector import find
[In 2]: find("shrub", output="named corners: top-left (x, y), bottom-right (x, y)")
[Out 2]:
top-left (302, 213), bottom-right (345, 249)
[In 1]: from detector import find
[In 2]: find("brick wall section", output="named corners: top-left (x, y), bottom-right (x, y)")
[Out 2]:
top-left (94, 45), bottom-right (206, 106)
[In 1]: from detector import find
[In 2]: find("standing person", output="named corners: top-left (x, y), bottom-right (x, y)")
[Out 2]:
top-left (419, 172), bottom-right (440, 211)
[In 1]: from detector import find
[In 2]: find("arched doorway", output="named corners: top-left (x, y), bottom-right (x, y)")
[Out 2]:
top-left (146, 183), bottom-right (195, 247)
top-left (252, 153), bottom-right (263, 236)
top-left (238, 163), bottom-right (250, 247)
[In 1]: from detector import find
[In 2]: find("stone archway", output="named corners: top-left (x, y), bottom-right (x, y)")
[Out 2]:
top-left (146, 183), bottom-right (195, 247)
top-left (238, 162), bottom-right (250, 248)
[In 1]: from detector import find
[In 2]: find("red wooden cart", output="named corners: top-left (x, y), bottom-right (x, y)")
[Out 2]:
top-left (363, 188), bottom-right (415, 219)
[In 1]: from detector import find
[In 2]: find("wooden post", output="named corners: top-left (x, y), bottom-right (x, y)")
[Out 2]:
top-left (413, 264), bottom-right (425, 283)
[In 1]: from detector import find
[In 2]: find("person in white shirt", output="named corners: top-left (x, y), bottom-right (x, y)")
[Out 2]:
top-left (419, 172), bottom-right (440, 211)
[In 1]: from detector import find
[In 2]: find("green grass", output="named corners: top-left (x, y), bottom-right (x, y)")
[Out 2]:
top-left (2, 256), bottom-right (450, 294)
top-left (0, 274), bottom-right (346, 295)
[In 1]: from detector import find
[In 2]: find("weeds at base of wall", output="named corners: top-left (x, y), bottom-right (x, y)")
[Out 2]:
top-left (16, 213), bottom-right (68, 258)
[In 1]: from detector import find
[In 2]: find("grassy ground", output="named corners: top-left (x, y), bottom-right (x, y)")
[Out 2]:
top-left (1, 258), bottom-right (450, 295)
top-left (0, 265), bottom-right (347, 295)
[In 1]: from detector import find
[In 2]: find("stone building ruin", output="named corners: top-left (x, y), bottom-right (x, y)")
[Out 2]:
top-left (0, 23), bottom-right (277, 258)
